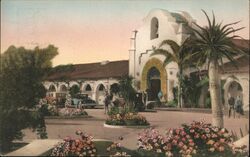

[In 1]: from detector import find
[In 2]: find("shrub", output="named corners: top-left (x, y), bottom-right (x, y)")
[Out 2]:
top-left (37, 98), bottom-right (58, 116)
top-left (147, 102), bottom-right (155, 109)
top-left (166, 100), bottom-right (177, 108)
top-left (137, 121), bottom-right (248, 157)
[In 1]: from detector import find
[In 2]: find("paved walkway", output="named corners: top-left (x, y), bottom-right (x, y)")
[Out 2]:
top-left (5, 139), bottom-right (61, 156)
top-left (22, 109), bottom-right (249, 150)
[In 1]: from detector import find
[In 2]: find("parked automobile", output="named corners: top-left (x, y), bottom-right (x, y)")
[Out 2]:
top-left (71, 97), bottom-right (97, 109)
top-left (82, 98), bottom-right (98, 108)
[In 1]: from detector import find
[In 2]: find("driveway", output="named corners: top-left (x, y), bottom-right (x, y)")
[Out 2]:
top-left (22, 109), bottom-right (249, 149)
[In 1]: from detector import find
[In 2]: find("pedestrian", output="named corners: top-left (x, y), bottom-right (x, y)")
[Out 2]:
top-left (228, 94), bottom-right (235, 118)
top-left (104, 91), bottom-right (110, 114)
top-left (235, 95), bottom-right (243, 117)
top-left (142, 91), bottom-right (147, 106)
top-left (157, 90), bottom-right (163, 106)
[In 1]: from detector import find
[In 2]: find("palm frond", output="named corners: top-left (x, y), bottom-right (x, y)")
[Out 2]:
top-left (159, 40), bottom-right (180, 54)
top-left (221, 21), bottom-right (241, 33)
top-left (151, 48), bottom-right (173, 58)
top-left (202, 9), bottom-right (212, 29)
top-left (163, 56), bottom-right (174, 67)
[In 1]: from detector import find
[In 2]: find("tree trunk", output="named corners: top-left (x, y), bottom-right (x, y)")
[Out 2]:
top-left (209, 59), bottom-right (224, 128)
top-left (177, 67), bottom-right (183, 108)
top-left (177, 80), bottom-right (181, 108)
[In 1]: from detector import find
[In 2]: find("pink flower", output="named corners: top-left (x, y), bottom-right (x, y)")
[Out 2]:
top-left (219, 138), bottom-right (225, 143)
top-left (201, 134), bottom-right (207, 139)
top-left (178, 141), bottom-right (184, 147)
top-left (190, 129), bottom-right (195, 133)
top-left (205, 128), bottom-right (210, 133)
top-left (172, 140), bottom-right (178, 145)
top-left (181, 131), bottom-right (186, 136)
top-left (189, 141), bottom-right (195, 146)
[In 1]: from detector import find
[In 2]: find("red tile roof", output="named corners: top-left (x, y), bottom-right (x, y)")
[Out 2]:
top-left (46, 60), bottom-right (128, 81)
top-left (231, 39), bottom-right (249, 50)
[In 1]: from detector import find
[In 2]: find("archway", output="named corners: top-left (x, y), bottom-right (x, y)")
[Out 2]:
top-left (48, 84), bottom-right (56, 97)
top-left (141, 58), bottom-right (167, 100)
top-left (147, 67), bottom-right (161, 100)
top-left (59, 84), bottom-right (67, 92)
top-left (57, 84), bottom-right (67, 98)
top-left (83, 84), bottom-right (93, 98)
top-left (224, 79), bottom-right (243, 108)
top-left (48, 84), bottom-right (56, 92)
top-left (96, 84), bottom-right (106, 105)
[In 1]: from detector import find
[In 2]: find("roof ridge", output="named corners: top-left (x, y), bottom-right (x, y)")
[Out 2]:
top-left (73, 60), bottom-right (128, 66)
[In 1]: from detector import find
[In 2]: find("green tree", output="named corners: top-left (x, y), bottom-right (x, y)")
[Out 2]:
top-left (0, 45), bottom-right (58, 151)
top-left (69, 85), bottom-right (80, 98)
top-left (151, 39), bottom-right (193, 108)
top-left (189, 10), bottom-right (248, 127)
top-left (118, 75), bottom-right (136, 107)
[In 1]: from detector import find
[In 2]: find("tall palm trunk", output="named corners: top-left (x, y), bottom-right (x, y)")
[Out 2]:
top-left (177, 67), bottom-right (183, 108)
top-left (177, 79), bottom-right (181, 108)
top-left (209, 59), bottom-right (224, 128)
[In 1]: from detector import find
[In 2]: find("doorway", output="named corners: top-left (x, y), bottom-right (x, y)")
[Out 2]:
top-left (147, 67), bottom-right (161, 101)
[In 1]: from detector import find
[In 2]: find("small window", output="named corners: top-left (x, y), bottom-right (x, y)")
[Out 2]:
top-left (150, 17), bottom-right (159, 40)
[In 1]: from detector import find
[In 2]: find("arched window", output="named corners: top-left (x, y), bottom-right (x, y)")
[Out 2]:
top-left (150, 17), bottom-right (159, 40)
top-left (60, 85), bottom-right (67, 92)
top-left (85, 84), bottom-right (92, 91)
top-left (110, 83), bottom-right (119, 94)
top-left (98, 84), bottom-right (105, 91)
top-left (48, 85), bottom-right (56, 92)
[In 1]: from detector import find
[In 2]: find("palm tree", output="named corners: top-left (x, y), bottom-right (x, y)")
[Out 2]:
top-left (189, 10), bottom-right (247, 128)
top-left (151, 39), bottom-right (193, 108)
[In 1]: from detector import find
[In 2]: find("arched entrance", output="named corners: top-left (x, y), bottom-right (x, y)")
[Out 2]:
top-left (141, 58), bottom-right (167, 100)
top-left (48, 84), bottom-right (56, 97)
top-left (57, 84), bottom-right (67, 98)
top-left (83, 84), bottom-right (93, 98)
top-left (224, 79), bottom-right (244, 108)
top-left (96, 84), bottom-right (106, 105)
top-left (228, 81), bottom-right (243, 98)
top-left (147, 67), bottom-right (161, 100)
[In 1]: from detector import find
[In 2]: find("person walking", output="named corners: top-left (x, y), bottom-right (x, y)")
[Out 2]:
top-left (104, 91), bottom-right (110, 114)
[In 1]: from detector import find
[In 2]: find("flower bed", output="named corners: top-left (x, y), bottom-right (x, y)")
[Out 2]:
top-left (106, 112), bottom-right (149, 126)
top-left (49, 130), bottom-right (132, 157)
top-left (50, 130), bottom-right (96, 156)
top-left (137, 121), bottom-right (248, 157)
top-left (105, 107), bottom-right (149, 126)
top-left (58, 108), bottom-right (88, 117)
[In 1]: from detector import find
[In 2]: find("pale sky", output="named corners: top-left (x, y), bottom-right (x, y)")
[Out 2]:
top-left (1, 0), bottom-right (249, 66)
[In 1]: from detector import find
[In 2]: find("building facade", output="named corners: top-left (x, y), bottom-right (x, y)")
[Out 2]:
top-left (43, 60), bottom-right (128, 105)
